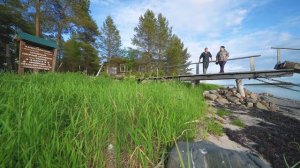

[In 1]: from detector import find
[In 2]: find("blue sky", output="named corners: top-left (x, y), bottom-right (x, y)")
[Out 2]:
top-left (89, 0), bottom-right (300, 84)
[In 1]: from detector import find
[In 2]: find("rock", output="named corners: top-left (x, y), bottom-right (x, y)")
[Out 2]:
top-left (215, 115), bottom-right (226, 124)
top-left (225, 92), bottom-right (234, 99)
top-left (205, 94), bottom-right (218, 101)
top-left (203, 91), bottom-right (210, 96)
top-left (269, 102), bottom-right (277, 112)
top-left (167, 141), bottom-right (271, 168)
top-left (246, 102), bottom-right (254, 108)
top-left (215, 97), bottom-right (230, 105)
top-left (255, 102), bottom-right (269, 110)
top-left (245, 98), bottom-right (257, 103)
top-left (236, 93), bottom-right (242, 99)
top-left (236, 102), bottom-right (242, 105)
top-left (261, 101), bottom-right (269, 107)
top-left (227, 96), bottom-right (240, 103)
top-left (250, 93), bottom-right (258, 100)
top-left (209, 90), bottom-right (218, 94)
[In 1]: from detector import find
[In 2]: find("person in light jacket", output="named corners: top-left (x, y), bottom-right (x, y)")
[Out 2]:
top-left (216, 46), bottom-right (229, 73)
top-left (199, 47), bottom-right (212, 74)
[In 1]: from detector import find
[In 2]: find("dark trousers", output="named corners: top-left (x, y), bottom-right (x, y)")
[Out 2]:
top-left (203, 64), bottom-right (209, 74)
top-left (219, 61), bottom-right (226, 73)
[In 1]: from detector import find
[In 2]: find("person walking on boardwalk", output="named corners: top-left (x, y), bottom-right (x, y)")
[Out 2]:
top-left (199, 47), bottom-right (212, 74)
top-left (216, 46), bottom-right (229, 73)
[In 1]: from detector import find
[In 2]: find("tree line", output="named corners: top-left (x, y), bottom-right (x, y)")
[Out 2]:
top-left (0, 1), bottom-right (190, 76)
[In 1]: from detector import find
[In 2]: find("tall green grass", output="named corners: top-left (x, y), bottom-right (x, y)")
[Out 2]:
top-left (0, 73), bottom-right (209, 167)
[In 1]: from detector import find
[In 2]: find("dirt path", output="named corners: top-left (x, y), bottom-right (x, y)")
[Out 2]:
top-left (212, 96), bottom-right (300, 168)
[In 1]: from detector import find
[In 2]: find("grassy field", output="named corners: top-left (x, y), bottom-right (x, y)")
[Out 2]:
top-left (0, 73), bottom-right (218, 167)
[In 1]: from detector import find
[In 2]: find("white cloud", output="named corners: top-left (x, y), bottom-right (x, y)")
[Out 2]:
top-left (100, 0), bottom-right (263, 47)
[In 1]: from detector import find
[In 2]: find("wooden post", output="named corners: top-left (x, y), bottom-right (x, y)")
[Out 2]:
top-left (195, 63), bottom-right (200, 84)
top-left (236, 79), bottom-right (245, 97)
top-left (277, 49), bottom-right (281, 64)
top-left (191, 81), bottom-right (195, 88)
top-left (249, 57), bottom-right (255, 71)
top-left (52, 49), bottom-right (57, 71)
top-left (196, 63), bottom-right (199, 74)
top-left (18, 41), bottom-right (25, 75)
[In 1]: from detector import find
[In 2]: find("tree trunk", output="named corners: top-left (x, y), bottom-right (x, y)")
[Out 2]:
top-left (35, 0), bottom-right (41, 37)
top-left (5, 43), bottom-right (11, 70)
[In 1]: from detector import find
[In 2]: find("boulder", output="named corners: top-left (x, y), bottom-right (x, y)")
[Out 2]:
top-left (269, 102), bottom-right (277, 112)
top-left (250, 93), bottom-right (258, 100)
top-left (246, 102), bottom-right (254, 108)
top-left (203, 91), bottom-right (210, 96)
top-left (215, 115), bottom-right (226, 124)
top-left (245, 98), bottom-right (257, 103)
top-left (236, 102), bottom-right (242, 105)
top-left (167, 141), bottom-right (271, 168)
top-left (209, 90), bottom-right (218, 94)
top-left (215, 97), bottom-right (230, 105)
top-left (227, 96), bottom-right (240, 103)
top-left (225, 93), bottom-right (234, 99)
top-left (255, 102), bottom-right (269, 111)
top-left (235, 93), bottom-right (242, 99)
top-left (205, 94), bottom-right (218, 101)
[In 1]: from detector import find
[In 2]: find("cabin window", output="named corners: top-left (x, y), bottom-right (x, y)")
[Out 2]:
top-left (108, 67), bottom-right (117, 75)
top-left (120, 64), bottom-right (126, 72)
top-left (139, 65), bottom-right (145, 72)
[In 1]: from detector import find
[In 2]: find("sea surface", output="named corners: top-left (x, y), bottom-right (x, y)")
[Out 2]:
top-left (244, 85), bottom-right (300, 101)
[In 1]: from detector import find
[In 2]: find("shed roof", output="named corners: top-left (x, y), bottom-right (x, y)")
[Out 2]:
top-left (17, 32), bottom-right (58, 49)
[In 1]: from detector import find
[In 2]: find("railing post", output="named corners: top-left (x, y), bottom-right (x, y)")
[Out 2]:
top-left (195, 63), bottom-right (200, 85)
top-left (196, 63), bottom-right (199, 75)
top-left (249, 57), bottom-right (255, 71)
top-left (277, 49), bottom-right (281, 64)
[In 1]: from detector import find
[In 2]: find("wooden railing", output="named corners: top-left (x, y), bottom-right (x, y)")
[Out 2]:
top-left (271, 47), bottom-right (300, 64)
top-left (195, 55), bottom-right (261, 74)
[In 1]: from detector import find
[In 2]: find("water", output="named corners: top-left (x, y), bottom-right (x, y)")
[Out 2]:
top-left (244, 85), bottom-right (300, 101)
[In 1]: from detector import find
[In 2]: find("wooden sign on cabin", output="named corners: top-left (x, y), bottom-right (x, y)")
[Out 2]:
top-left (16, 32), bottom-right (58, 74)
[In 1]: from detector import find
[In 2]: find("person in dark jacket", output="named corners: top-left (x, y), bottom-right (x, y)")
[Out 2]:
top-left (216, 46), bottom-right (229, 73)
top-left (199, 47), bottom-right (212, 74)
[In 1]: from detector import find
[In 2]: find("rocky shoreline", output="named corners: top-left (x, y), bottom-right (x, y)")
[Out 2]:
top-left (203, 87), bottom-right (278, 112)
top-left (203, 87), bottom-right (300, 168)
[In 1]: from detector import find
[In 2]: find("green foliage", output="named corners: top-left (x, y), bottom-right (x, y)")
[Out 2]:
top-left (99, 16), bottom-right (122, 60)
top-left (217, 109), bottom-right (231, 117)
top-left (0, 0), bottom-right (34, 70)
top-left (206, 119), bottom-right (224, 136)
top-left (132, 9), bottom-right (157, 55)
top-left (0, 0), bottom-right (100, 72)
top-left (63, 37), bottom-right (99, 74)
top-left (231, 118), bottom-right (245, 128)
top-left (198, 83), bottom-right (221, 91)
top-left (0, 73), bottom-right (210, 167)
top-left (132, 9), bottom-right (190, 75)
top-left (166, 35), bottom-right (190, 75)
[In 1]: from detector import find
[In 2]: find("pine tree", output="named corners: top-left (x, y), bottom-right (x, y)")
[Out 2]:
top-left (0, 0), bottom-right (34, 70)
top-left (166, 35), bottom-right (190, 75)
top-left (63, 36), bottom-right (99, 74)
top-left (63, 37), bottom-right (82, 72)
top-left (156, 13), bottom-right (172, 70)
top-left (99, 16), bottom-right (122, 61)
top-left (132, 9), bottom-right (157, 66)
